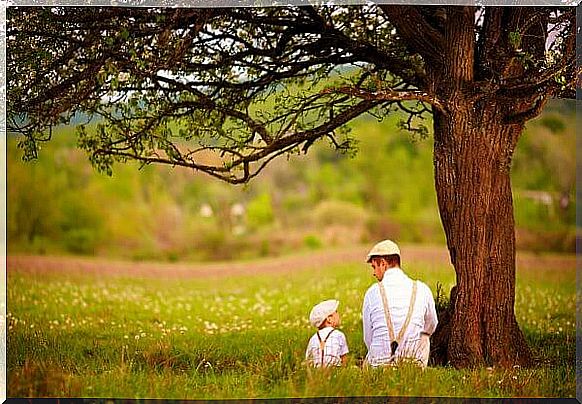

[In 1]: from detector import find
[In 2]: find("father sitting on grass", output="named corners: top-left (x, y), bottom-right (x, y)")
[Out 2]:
top-left (362, 239), bottom-right (438, 368)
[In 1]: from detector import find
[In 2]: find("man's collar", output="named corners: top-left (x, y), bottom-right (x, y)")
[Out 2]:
top-left (382, 266), bottom-right (404, 279)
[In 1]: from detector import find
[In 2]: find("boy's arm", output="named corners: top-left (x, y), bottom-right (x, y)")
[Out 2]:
top-left (339, 332), bottom-right (349, 364)
top-left (305, 338), bottom-right (314, 362)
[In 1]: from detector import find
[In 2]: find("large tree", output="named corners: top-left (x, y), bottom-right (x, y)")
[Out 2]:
top-left (7, 5), bottom-right (577, 368)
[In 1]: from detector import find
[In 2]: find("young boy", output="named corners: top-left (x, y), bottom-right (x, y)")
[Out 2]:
top-left (305, 299), bottom-right (349, 367)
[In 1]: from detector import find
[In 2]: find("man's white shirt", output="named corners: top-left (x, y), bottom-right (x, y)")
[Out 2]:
top-left (305, 326), bottom-right (349, 367)
top-left (362, 267), bottom-right (438, 366)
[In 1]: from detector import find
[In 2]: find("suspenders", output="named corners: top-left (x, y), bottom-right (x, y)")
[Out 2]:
top-left (315, 328), bottom-right (336, 366)
top-left (378, 280), bottom-right (418, 357)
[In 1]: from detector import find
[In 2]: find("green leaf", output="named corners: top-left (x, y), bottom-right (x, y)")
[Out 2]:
top-left (509, 31), bottom-right (521, 49)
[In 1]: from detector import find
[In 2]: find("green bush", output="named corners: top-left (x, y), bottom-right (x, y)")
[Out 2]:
top-left (540, 116), bottom-right (566, 133)
top-left (63, 228), bottom-right (100, 255)
top-left (312, 200), bottom-right (368, 228)
top-left (365, 215), bottom-right (402, 242)
top-left (515, 228), bottom-right (576, 253)
top-left (303, 234), bottom-right (323, 250)
top-left (246, 192), bottom-right (275, 230)
top-left (194, 223), bottom-right (228, 260)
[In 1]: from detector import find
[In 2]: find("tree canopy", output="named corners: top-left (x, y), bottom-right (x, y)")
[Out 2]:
top-left (8, 6), bottom-right (576, 181)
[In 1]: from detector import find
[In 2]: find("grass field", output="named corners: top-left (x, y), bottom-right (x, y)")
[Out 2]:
top-left (7, 247), bottom-right (576, 399)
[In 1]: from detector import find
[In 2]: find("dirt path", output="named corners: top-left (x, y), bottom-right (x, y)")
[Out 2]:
top-left (7, 244), bottom-right (575, 280)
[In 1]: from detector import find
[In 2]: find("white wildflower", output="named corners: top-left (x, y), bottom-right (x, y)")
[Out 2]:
top-left (118, 72), bottom-right (130, 82)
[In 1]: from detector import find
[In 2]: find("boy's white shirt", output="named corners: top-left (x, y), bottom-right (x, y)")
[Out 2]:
top-left (305, 326), bottom-right (349, 367)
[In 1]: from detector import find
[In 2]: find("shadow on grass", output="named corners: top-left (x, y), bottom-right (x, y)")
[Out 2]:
top-left (525, 329), bottom-right (575, 367)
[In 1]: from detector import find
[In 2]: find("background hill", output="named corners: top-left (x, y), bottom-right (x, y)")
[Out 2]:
top-left (7, 99), bottom-right (575, 262)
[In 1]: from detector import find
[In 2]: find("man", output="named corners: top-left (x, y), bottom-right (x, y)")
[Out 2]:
top-left (362, 239), bottom-right (438, 367)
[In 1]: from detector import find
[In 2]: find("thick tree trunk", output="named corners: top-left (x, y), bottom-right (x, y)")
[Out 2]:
top-left (430, 102), bottom-right (532, 368)
top-left (423, 7), bottom-right (533, 368)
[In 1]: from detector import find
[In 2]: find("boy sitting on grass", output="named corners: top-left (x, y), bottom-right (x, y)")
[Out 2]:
top-left (305, 299), bottom-right (349, 367)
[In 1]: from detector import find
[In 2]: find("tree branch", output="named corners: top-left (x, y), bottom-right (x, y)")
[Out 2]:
top-left (502, 95), bottom-right (548, 124)
top-left (92, 98), bottom-right (380, 184)
top-left (379, 5), bottom-right (445, 68)
top-left (321, 86), bottom-right (447, 114)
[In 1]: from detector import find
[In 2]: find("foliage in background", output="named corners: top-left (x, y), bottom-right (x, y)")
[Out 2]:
top-left (7, 100), bottom-right (575, 260)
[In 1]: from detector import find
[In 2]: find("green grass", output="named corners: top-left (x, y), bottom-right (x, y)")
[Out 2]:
top-left (7, 257), bottom-right (576, 398)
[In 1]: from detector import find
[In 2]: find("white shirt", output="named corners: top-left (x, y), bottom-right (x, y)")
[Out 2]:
top-left (305, 327), bottom-right (349, 367)
top-left (362, 267), bottom-right (437, 366)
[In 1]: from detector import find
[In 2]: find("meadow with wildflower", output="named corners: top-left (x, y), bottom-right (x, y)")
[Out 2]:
top-left (7, 249), bottom-right (576, 399)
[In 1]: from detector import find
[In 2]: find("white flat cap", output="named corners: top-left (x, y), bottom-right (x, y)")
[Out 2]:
top-left (366, 239), bottom-right (400, 263)
top-left (309, 299), bottom-right (339, 328)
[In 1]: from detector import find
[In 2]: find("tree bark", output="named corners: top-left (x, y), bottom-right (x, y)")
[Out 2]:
top-left (430, 99), bottom-right (533, 368)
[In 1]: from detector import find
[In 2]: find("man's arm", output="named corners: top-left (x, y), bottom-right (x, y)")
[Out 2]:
top-left (423, 284), bottom-right (438, 335)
